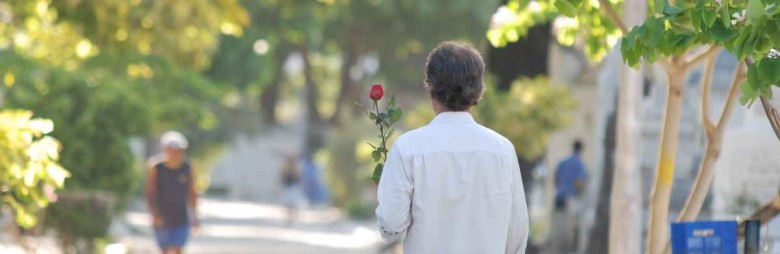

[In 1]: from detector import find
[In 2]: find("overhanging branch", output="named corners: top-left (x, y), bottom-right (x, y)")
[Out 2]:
top-left (759, 96), bottom-right (780, 142)
top-left (598, 0), bottom-right (629, 35)
top-left (684, 46), bottom-right (721, 71)
top-left (745, 58), bottom-right (780, 142)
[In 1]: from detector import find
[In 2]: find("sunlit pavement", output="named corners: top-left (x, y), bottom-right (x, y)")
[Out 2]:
top-left (117, 198), bottom-right (383, 254)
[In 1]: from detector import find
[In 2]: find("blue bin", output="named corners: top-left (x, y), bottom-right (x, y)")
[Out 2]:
top-left (671, 221), bottom-right (738, 254)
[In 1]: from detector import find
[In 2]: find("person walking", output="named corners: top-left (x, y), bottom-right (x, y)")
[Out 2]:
top-left (375, 41), bottom-right (529, 254)
top-left (280, 154), bottom-right (302, 226)
top-left (553, 140), bottom-right (589, 253)
top-left (146, 131), bottom-right (199, 254)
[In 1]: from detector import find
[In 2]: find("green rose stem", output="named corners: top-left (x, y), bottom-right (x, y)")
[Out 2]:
top-left (372, 99), bottom-right (387, 183)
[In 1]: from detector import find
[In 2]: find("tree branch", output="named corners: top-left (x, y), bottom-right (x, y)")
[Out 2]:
top-left (738, 189), bottom-right (780, 238)
top-left (684, 46), bottom-right (721, 71)
top-left (716, 62), bottom-right (746, 130)
top-left (598, 0), bottom-right (629, 35)
top-left (744, 57), bottom-right (780, 142)
top-left (759, 96), bottom-right (780, 142)
top-left (700, 52), bottom-right (718, 135)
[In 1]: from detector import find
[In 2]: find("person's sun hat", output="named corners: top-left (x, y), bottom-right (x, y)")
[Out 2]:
top-left (160, 131), bottom-right (189, 150)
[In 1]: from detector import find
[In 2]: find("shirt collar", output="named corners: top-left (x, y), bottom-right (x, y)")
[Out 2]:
top-left (429, 111), bottom-right (477, 125)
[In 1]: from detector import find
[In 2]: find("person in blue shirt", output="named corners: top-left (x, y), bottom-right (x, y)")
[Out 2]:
top-left (554, 140), bottom-right (588, 252)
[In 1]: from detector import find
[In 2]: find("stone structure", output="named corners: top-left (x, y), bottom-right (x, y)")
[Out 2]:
top-left (209, 125), bottom-right (303, 202)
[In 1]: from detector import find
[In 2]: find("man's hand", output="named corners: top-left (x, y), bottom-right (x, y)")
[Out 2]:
top-left (191, 217), bottom-right (201, 234)
top-left (153, 215), bottom-right (164, 228)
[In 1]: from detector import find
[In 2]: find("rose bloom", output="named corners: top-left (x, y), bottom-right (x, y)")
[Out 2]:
top-left (370, 84), bottom-right (384, 101)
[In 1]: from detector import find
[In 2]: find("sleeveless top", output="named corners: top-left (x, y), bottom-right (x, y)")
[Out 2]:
top-left (154, 161), bottom-right (192, 228)
top-left (282, 164), bottom-right (299, 187)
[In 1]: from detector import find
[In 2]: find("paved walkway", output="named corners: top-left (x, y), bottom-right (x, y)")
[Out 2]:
top-left (117, 198), bottom-right (384, 254)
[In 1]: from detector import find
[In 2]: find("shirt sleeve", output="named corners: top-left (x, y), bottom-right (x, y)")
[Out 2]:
top-left (505, 147), bottom-right (529, 254)
top-left (375, 143), bottom-right (413, 242)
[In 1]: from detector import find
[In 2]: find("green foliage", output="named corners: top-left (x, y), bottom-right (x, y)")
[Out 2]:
top-left (619, 0), bottom-right (780, 104)
top-left (0, 109), bottom-right (68, 228)
top-left (0, 0), bottom-right (249, 70)
top-left (405, 77), bottom-right (575, 161)
top-left (325, 0), bottom-right (499, 86)
top-left (487, 1), bottom-right (558, 48)
top-left (1, 53), bottom-right (147, 206)
top-left (346, 199), bottom-right (375, 220)
top-left (488, 0), bottom-right (623, 62)
top-left (475, 77), bottom-right (576, 160)
top-left (1, 50), bottom-right (231, 247)
top-left (45, 192), bottom-right (114, 245)
top-left (493, 0), bottom-right (779, 106)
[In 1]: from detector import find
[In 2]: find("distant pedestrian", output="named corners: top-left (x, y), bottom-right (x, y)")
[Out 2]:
top-left (146, 131), bottom-right (200, 254)
top-left (280, 154), bottom-right (302, 225)
top-left (553, 140), bottom-right (589, 253)
top-left (300, 158), bottom-right (330, 207)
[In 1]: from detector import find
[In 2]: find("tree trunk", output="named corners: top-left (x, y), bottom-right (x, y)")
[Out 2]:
top-left (331, 28), bottom-right (364, 123)
top-left (609, 1), bottom-right (645, 252)
top-left (647, 62), bottom-right (686, 254)
top-left (487, 24), bottom-right (551, 91)
top-left (587, 111), bottom-right (617, 254)
top-left (301, 44), bottom-right (324, 159)
top-left (259, 47), bottom-right (288, 125)
top-left (609, 58), bottom-right (644, 254)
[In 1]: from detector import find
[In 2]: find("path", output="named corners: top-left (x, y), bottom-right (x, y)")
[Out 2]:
top-left (116, 198), bottom-right (384, 254)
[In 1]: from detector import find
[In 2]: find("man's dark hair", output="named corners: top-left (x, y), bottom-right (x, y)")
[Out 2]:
top-left (573, 140), bottom-right (583, 154)
top-left (424, 41), bottom-right (485, 111)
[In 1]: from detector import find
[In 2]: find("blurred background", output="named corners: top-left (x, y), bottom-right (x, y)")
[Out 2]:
top-left (0, 0), bottom-right (779, 254)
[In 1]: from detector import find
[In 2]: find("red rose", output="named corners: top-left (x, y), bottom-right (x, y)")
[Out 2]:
top-left (370, 84), bottom-right (384, 101)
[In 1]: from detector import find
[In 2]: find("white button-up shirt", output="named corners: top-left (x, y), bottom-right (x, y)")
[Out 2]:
top-left (376, 112), bottom-right (528, 254)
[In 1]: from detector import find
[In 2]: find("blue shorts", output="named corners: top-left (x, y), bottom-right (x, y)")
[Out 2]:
top-left (154, 224), bottom-right (190, 248)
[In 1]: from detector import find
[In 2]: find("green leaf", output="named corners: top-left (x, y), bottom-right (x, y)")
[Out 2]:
top-left (369, 112), bottom-right (378, 121)
top-left (554, 0), bottom-right (578, 17)
top-left (645, 18), bottom-right (665, 47)
top-left (620, 31), bottom-right (642, 68)
top-left (741, 29), bottom-right (759, 59)
top-left (388, 96), bottom-right (396, 109)
top-left (748, 63), bottom-right (761, 90)
top-left (739, 81), bottom-right (757, 105)
top-left (721, 4), bottom-right (731, 29)
top-left (708, 21), bottom-right (738, 43)
top-left (377, 146), bottom-right (388, 153)
top-left (691, 8), bottom-right (703, 31)
top-left (729, 29), bottom-right (750, 58)
top-left (758, 58), bottom-right (780, 85)
top-left (372, 150), bottom-right (382, 162)
top-left (654, 0), bottom-right (666, 14)
top-left (664, 4), bottom-right (686, 15)
top-left (754, 35), bottom-right (772, 56)
top-left (703, 9), bottom-right (718, 28)
top-left (389, 108), bottom-right (402, 125)
top-left (768, 3), bottom-right (780, 15)
top-left (371, 163), bottom-right (384, 184)
top-left (746, 0), bottom-right (766, 25)
top-left (767, 21), bottom-right (780, 45)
